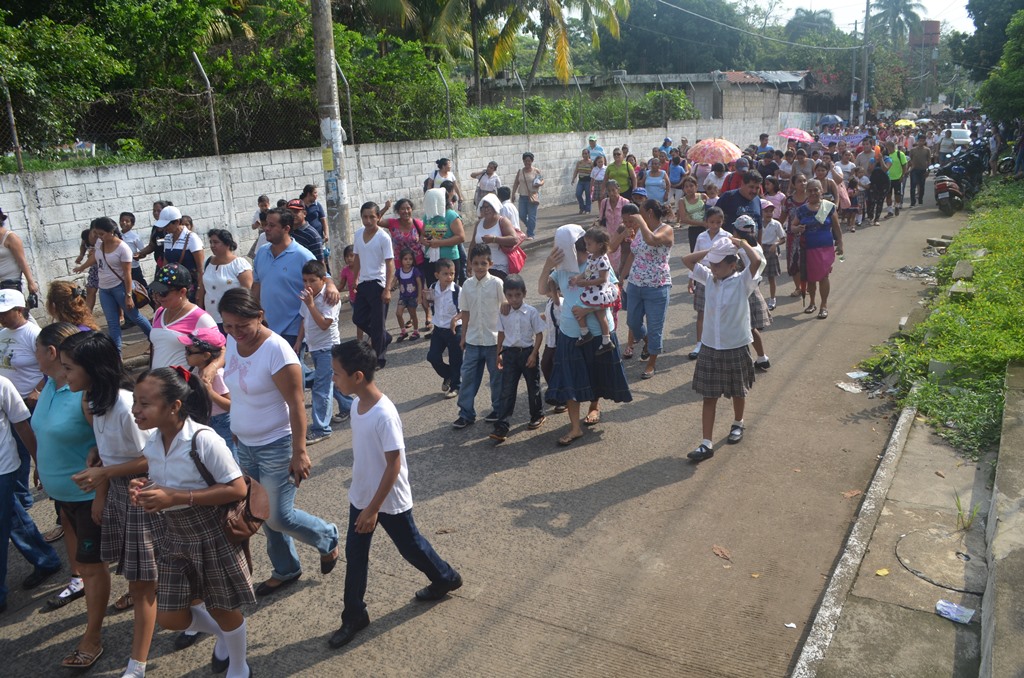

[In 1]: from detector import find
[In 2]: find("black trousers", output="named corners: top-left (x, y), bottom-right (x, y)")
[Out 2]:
top-left (352, 280), bottom-right (391, 366)
top-left (495, 346), bottom-right (543, 431)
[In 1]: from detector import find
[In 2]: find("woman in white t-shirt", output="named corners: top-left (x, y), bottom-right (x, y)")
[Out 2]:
top-left (0, 289), bottom-right (44, 508)
top-left (72, 217), bottom-right (152, 351)
top-left (148, 264), bottom-right (217, 369)
top-left (470, 161), bottom-right (502, 206)
top-left (218, 288), bottom-right (339, 596)
top-left (197, 229), bottom-right (253, 332)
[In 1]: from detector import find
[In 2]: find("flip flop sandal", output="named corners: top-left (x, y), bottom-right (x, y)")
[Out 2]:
top-left (641, 370), bottom-right (655, 380)
top-left (789, 289), bottom-right (803, 297)
top-left (113, 592), bottom-right (134, 611)
top-left (622, 346), bottom-right (634, 359)
top-left (61, 647), bottom-right (104, 669)
top-left (557, 433), bottom-right (584, 447)
top-left (817, 308), bottom-right (829, 320)
top-left (583, 412), bottom-right (601, 426)
top-left (640, 347), bottom-right (650, 361)
top-left (804, 304), bottom-right (817, 314)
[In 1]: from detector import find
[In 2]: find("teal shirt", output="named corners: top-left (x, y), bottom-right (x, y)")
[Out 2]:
top-left (32, 380), bottom-right (96, 502)
top-left (422, 209), bottom-right (462, 261)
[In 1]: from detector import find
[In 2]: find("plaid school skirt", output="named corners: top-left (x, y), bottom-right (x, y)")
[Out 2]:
top-left (692, 281), bottom-right (706, 313)
top-left (546, 330), bottom-right (632, 406)
top-left (764, 248), bottom-right (782, 279)
top-left (692, 345), bottom-right (755, 399)
top-left (749, 289), bottom-right (772, 330)
top-left (101, 475), bottom-right (163, 582)
top-left (157, 504), bottom-right (255, 612)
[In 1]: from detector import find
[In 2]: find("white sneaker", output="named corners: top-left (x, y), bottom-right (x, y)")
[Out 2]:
top-left (767, 297), bottom-right (777, 311)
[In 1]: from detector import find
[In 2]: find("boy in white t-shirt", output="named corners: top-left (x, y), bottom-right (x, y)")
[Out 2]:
top-left (328, 340), bottom-right (462, 650)
top-left (297, 260), bottom-right (352, 444)
top-left (352, 202), bottom-right (395, 369)
top-left (759, 202), bottom-right (786, 311)
top-left (682, 237), bottom-right (762, 462)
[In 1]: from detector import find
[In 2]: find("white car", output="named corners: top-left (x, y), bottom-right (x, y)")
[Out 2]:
top-left (945, 128), bottom-right (972, 149)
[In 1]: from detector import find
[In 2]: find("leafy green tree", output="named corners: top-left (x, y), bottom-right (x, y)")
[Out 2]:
top-left (977, 9), bottom-right (1024, 120)
top-left (964, 0), bottom-right (1024, 80)
top-left (784, 9), bottom-right (835, 42)
top-left (870, 0), bottom-right (924, 46)
top-left (0, 12), bottom-right (126, 152)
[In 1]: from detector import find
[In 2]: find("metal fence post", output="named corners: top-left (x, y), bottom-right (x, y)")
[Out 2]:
top-left (190, 52), bottom-right (220, 156)
top-left (573, 74), bottom-right (584, 130)
top-left (658, 75), bottom-right (667, 128)
top-left (435, 66), bottom-right (452, 139)
top-left (0, 76), bottom-right (24, 172)
top-left (616, 75), bottom-right (629, 130)
top-left (512, 69), bottom-right (527, 136)
top-left (334, 60), bottom-right (355, 145)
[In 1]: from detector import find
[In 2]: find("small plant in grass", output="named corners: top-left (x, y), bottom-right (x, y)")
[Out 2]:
top-left (953, 488), bottom-right (981, 532)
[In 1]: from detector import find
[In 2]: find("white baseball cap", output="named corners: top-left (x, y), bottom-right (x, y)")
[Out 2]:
top-left (154, 205), bottom-right (182, 228)
top-left (706, 238), bottom-right (738, 264)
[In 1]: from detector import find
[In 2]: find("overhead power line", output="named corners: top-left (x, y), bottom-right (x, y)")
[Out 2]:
top-left (653, 0), bottom-right (864, 51)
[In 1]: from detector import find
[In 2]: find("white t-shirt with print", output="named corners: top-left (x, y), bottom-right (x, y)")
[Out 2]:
top-left (224, 332), bottom-right (300, 447)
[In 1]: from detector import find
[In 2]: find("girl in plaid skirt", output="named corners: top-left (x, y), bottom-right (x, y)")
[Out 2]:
top-left (63, 332), bottom-right (159, 678)
top-left (131, 367), bottom-right (254, 678)
top-left (682, 237), bottom-right (763, 462)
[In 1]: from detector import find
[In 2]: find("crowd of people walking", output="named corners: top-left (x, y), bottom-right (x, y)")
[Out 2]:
top-left (0, 117), bottom-right (981, 674)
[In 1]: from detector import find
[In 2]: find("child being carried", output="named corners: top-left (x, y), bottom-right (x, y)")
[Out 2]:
top-left (571, 227), bottom-right (618, 355)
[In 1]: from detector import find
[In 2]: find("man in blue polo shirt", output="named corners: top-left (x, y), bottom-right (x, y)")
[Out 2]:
top-left (716, 170), bottom-right (763, 234)
top-left (253, 208), bottom-right (340, 349)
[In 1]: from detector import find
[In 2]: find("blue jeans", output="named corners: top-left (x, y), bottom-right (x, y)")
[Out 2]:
top-left (909, 168), bottom-right (927, 206)
top-left (342, 504), bottom-right (459, 625)
top-left (281, 333), bottom-right (315, 386)
top-left (0, 468), bottom-right (61, 605)
top-left (310, 348), bottom-right (353, 436)
top-left (426, 326), bottom-right (463, 390)
top-left (236, 435), bottom-right (339, 581)
top-left (209, 412), bottom-right (237, 463)
top-left (575, 179), bottom-right (592, 213)
top-left (626, 283), bottom-right (670, 356)
top-left (99, 285), bottom-right (152, 351)
top-left (11, 424), bottom-right (32, 509)
top-left (457, 344), bottom-right (499, 421)
top-left (518, 196), bottom-right (539, 238)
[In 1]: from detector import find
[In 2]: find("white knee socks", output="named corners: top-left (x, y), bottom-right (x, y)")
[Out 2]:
top-left (222, 619), bottom-right (249, 678)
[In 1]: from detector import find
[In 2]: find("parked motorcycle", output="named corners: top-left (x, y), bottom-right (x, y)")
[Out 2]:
top-left (932, 142), bottom-right (988, 216)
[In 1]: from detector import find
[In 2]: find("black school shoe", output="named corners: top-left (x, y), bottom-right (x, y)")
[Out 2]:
top-left (212, 647), bottom-right (229, 674)
top-left (728, 424), bottom-right (744, 444)
top-left (687, 444), bottom-right (714, 462)
top-left (329, 615), bottom-right (370, 649)
top-left (174, 631), bottom-right (202, 651)
top-left (415, 574), bottom-right (463, 602)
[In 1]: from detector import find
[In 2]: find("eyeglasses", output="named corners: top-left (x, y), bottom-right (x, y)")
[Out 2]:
top-left (185, 348), bottom-right (205, 355)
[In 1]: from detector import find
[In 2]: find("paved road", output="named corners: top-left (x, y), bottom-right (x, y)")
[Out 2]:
top-left (2, 199), bottom-right (959, 676)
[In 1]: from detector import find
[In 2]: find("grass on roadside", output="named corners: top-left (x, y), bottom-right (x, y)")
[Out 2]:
top-left (861, 179), bottom-right (1024, 459)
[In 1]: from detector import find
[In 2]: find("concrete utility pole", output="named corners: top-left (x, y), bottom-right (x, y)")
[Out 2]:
top-left (859, 0), bottom-right (870, 126)
top-left (311, 0), bottom-right (351, 276)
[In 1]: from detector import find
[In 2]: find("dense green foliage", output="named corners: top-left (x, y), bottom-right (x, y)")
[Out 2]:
top-left (977, 10), bottom-right (1024, 121)
top-left (861, 180), bottom-right (1024, 457)
top-left (964, 0), bottom-right (1024, 80)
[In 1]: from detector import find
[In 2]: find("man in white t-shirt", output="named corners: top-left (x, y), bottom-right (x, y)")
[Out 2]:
top-left (351, 205), bottom-right (395, 369)
top-left (327, 340), bottom-right (462, 649)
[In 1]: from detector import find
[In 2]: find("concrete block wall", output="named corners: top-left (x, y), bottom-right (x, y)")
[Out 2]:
top-left (0, 111), bottom-right (805, 297)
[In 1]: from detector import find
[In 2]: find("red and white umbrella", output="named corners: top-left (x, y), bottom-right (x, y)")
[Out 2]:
top-left (687, 138), bottom-right (742, 165)
top-left (779, 128), bottom-right (814, 143)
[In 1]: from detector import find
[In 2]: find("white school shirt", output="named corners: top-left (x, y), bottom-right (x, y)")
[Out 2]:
top-left (543, 297), bottom-right (562, 348)
top-left (353, 227), bottom-right (393, 285)
top-left (0, 375), bottom-right (30, 475)
top-left (739, 242), bottom-right (767, 278)
top-left (142, 419), bottom-right (242, 505)
top-left (121, 229), bottom-right (144, 269)
top-left (431, 281), bottom-right (461, 329)
top-left (93, 390), bottom-right (149, 467)
top-left (224, 332), bottom-right (300, 446)
top-left (298, 287), bottom-right (341, 351)
top-left (690, 264), bottom-right (758, 350)
top-left (349, 395), bottom-right (412, 515)
top-left (460, 273), bottom-right (504, 346)
top-left (497, 303), bottom-right (544, 348)
top-left (693, 229), bottom-right (732, 266)
top-left (762, 219), bottom-right (786, 246)
top-left (499, 201), bottom-right (521, 231)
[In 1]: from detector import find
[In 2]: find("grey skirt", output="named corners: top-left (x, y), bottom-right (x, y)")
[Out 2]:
top-left (101, 475), bottom-right (163, 582)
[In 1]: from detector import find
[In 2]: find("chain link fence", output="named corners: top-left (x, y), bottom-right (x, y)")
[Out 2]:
top-left (1, 86), bottom-right (320, 170)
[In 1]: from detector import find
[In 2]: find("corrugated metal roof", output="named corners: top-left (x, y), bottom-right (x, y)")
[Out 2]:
top-left (723, 71), bottom-right (763, 84)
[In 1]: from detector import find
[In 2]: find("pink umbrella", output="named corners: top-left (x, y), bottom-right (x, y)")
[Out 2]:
top-left (687, 138), bottom-right (742, 165)
top-left (779, 128), bottom-right (814, 143)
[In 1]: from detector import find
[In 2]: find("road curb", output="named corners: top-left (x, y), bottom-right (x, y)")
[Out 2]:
top-left (791, 400), bottom-right (918, 677)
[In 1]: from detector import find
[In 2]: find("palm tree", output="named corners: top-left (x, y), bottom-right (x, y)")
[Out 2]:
top-left (870, 0), bottom-right (924, 46)
top-left (493, 0), bottom-right (630, 91)
top-left (784, 8), bottom-right (835, 42)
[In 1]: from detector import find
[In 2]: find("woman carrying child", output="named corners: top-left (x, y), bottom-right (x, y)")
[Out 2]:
top-left (62, 332), bottom-right (158, 678)
top-left (541, 225), bottom-right (631, 446)
top-left (572, 228), bottom-right (619, 355)
top-left (130, 367), bottom-right (255, 678)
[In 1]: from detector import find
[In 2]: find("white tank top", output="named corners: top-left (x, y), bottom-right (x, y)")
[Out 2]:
top-left (475, 218), bottom-right (510, 271)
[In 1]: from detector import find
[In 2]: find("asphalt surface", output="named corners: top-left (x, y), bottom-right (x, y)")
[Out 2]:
top-left (2, 198), bottom-right (957, 676)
